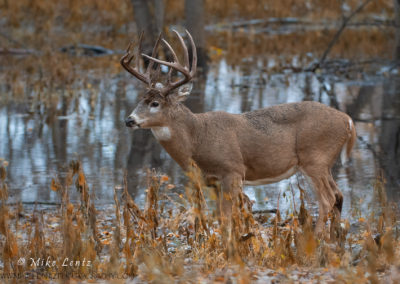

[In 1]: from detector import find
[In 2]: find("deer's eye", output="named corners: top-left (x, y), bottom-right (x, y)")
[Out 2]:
top-left (150, 101), bottom-right (159, 108)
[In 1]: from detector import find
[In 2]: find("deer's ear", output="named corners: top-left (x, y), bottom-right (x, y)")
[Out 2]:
top-left (174, 83), bottom-right (193, 102)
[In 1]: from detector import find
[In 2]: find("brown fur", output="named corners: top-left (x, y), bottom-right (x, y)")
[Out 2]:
top-left (122, 31), bottom-right (356, 235)
top-left (127, 97), bottom-right (356, 234)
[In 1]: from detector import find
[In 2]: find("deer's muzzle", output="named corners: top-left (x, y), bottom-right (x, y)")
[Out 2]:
top-left (125, 117), bottom-right (138, 128)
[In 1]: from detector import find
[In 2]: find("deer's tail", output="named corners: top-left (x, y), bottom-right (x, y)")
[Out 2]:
top-left (341, 117), bottom-right (356, 165)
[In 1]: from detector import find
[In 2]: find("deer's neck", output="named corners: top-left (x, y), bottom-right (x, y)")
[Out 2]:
top-left (151, 104), bottom-right (199, 169)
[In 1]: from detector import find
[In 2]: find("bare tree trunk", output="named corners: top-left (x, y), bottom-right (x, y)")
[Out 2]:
top-left (379, 79), bottom-right (400, 196)
top-left (126, 130), bottom-right (163, 197)
top-left (154, 0), bottom-right (165, 34)
top-left (130, 0), bottom-right (156, 54)
top-left (127, 1), bottom-right (167, 195)
top-left (395, 0), bottom-right (400, 60)
top-left (185, 0), bottom-right (208, 73)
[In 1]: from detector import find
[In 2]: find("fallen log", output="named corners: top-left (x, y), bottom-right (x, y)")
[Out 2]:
top-left (0, 47), bottom-right (37, 55)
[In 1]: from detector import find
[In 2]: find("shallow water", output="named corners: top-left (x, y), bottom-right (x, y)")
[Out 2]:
top-left (0, 47), bottom-right (399, 223)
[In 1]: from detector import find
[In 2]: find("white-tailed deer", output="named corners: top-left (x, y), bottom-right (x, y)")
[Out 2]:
top-left (121, 30), bottom-right (356, 234)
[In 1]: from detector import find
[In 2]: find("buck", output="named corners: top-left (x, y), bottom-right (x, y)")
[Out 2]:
top-left (121, 30), bottom-right (356, 234)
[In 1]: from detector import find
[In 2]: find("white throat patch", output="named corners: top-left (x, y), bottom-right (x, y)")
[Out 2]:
top-left (151, 127), bottom-right (171, 141)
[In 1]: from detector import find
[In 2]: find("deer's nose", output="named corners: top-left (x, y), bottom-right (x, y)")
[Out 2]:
top-left (125, 117), bottom-right (136, 127)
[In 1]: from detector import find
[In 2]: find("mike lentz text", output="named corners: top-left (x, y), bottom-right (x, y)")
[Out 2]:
top-left (28, 257), bottom-right (91, 267)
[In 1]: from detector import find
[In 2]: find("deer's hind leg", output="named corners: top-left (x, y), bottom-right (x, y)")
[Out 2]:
top-left (328, 174), bottom-right (343, 218)
top-left (327, 173), bottom-right (344, 240)
top-left (301, 165), bottom-right (341, 236)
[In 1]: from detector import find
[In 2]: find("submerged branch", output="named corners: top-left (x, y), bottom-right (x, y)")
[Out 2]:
top-left (0, 47), bottom-right (37, 55)
top-left (0, 44), bottom-right (123, 57)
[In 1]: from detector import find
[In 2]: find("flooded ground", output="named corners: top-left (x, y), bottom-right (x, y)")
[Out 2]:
top-left (0, 0), bottom-right (399, 226)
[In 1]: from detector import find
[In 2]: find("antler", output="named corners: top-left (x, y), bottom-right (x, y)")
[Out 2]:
top-left (120, 32), bottom-right (162, 87)
top-left (141, 29), bottom-right (197, 96)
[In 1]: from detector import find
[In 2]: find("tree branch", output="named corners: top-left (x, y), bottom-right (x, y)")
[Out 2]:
top-left (314, 0), bottom-right (374, 70)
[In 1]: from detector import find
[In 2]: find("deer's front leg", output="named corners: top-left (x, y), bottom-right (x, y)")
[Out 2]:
top-left (219, 173), bottom-right (243, 222)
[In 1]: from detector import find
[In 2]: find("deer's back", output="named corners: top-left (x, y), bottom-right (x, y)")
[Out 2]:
top-left (241, 101), bottom-right (352, 167)
top-left (242, 101), bottom-right (349, 134)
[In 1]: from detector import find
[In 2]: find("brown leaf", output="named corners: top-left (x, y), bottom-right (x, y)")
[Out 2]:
top-left (0, 166), bottom-right (6, 180)
top-left (0, 183), bottom-right (8, 200)
top-left (67, 203), bottom-right (74, 215)
top-left (160, 175), bottom-right (169, 183)
top-left (166, 184), bottom-right (175, 190)
top-left (78, 171), bottom-right (86, 187)
top-left (304, 234), bottom-right (317, 256)
top-left (50, 178), bottom-right (59, 191)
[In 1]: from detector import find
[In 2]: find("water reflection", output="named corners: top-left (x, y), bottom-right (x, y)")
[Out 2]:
top-left (0, 58), bottom-right (398, 221)
top-left (379, 79), bottom-right (400, 196)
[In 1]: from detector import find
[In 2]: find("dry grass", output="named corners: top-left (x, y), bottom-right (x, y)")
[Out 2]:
top-left (0, 160), bottom-right (399, 282)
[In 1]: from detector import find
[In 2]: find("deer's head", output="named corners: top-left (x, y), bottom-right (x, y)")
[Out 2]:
top-left (121, 30), bottom-right (197, 129)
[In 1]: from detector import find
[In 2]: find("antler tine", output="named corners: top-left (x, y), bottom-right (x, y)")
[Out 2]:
top-left (167, 65), bottom-right (173, 83)
top-left (144, 33), bottom-right (162, 78)
top-left (150, 62), bottom-right (162, 82)
top-left (185, 29), bottom-right (197, 76)
top-left (173, 30), bottom-right (190, 70)
top-left (120, 32), bottom-right (151, 86)
top-left (161, 39), bottom-right (179, 63)
top-left (141, 54), bottom-right (189, 78)
top-left (136, 31), bottom-right (144, 70)
top-left (121, 42), bottom-right (135, 66)
top-left (141, 30), bottom-right (197, 96)
top-left (120, 42), bottom-right (133, 64)
top-left (125, 42), bottom-right (133, 54)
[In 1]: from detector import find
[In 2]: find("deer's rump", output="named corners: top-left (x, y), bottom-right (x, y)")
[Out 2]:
top-left (239, 101), bottom-right (355, 184)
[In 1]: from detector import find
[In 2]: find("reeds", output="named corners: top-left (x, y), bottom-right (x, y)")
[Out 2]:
top-left (0, 161), bottom-right (20, 276)
top-left (0, 160), bottom-right (398, 282)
